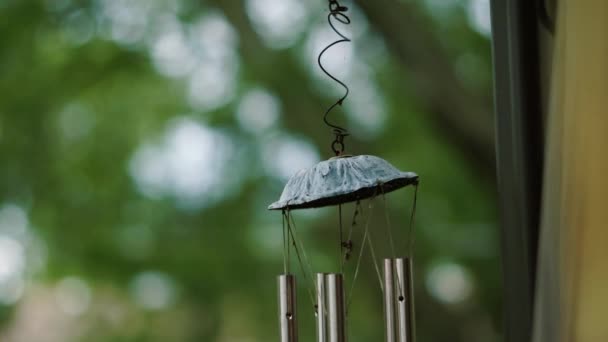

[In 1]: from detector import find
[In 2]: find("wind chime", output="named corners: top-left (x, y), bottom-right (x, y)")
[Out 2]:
top-left (268, 1), bottom-right (420, 341)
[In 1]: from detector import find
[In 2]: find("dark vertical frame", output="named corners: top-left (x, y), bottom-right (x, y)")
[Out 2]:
top-left (489, 1), bottom-right (544, 342)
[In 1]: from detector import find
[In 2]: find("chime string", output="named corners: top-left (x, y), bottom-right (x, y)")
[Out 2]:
top-left (287, 211), bottom-right (315, 286)
top-left (366, 207), bottom-right (384, 294)
top-left (362, 195), bottom-right (384, 290)
top-left (282, 210), bottom-right (288, 274)
top-left (380, 185), bottom-right (398, 260)
top-left (286, 210), bottom-right (317, 309)
top-left (407, 183), bottom-right (419, 257)
top-left (380, 185), bottom-right (405, 299)
top-left (347, 197), bottom-right (385, 310)
top-left (341, 200), bottom-right (361, 270)
top-left (347, 201), bottom-right (371, 309)
top-left (339, 203), bottom-right (344, 274)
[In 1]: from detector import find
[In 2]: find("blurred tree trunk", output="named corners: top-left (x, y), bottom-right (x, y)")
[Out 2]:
top-left (212, 0), bottom-right (495, 171)
top-left (357, 0), bottom-right (495, 169)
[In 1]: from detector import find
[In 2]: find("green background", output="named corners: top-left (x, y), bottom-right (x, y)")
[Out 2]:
top-left (0, 0), bottom-right (500, 341)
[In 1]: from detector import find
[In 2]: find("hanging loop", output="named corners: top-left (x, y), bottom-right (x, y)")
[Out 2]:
top-left (329, 0), bottom-right (350, 24)
top-left (329, 0), bottom-right (348, 14)
top-left (331, 130), bottom-right (349, 156)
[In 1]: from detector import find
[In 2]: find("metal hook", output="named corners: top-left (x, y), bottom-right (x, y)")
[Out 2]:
top-left (331, 130), bottom-right (349, 156)
top-left (329, 0), bottom-right (348, 14)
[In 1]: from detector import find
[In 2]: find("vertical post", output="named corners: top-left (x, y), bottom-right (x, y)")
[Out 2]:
top-left (327, 273), bottom-right (346, 342)
top-left (278, 274), bottom-right (298, 342)
top-left (490, 1), bottom-right (544, 340)
top-left (317, 273), bottom-right (328, 342)
top-left (383, 259), bottom-right (397, 342)
top-left (395, 258), bottom-right (415, 342)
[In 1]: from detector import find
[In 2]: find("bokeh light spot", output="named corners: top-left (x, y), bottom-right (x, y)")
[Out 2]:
top-left (130, 271), bottom-right (177, 311)
top-left (426, 262), bottom-right (474, 304)
top-left (0, 204), bottom-right (29, 237)
top-left (467, 0), bottom-right (492, 37)
top-left (261, 134), bottom-right (320, 181)
top-left (344, 78), bottom-right (386, 138)
top-left (97, 0), bottom-right (154, 45)
top-left (57, 102), bottom-right (96, 142)
top-left (246, 0), bottom-right (309, 49)
top-left (151, 24), bottom-right (198, 78)
top-left (0, 236), bottom-right (26, 305)
top-left (0, 277), bottom-right (24, 305)
top-left (0, 237), bottom-right (25, 283)
top-left (62, 9), bottom-right (95, 46)
top-left (187, 60), bottom-right (238, 111)
top-left (236, 87), bottom-right (281, 135)
top-left (129, 117), bottom-right (236, 208)
top-left (55, 276), bottom-right (92, 316)
top-left (189, 11), bottom-right (239, 62)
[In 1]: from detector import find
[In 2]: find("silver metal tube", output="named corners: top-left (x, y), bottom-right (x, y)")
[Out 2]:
top-left (316, 273), bottom-right (327, 342)
top-left (395, 258), bottom-right (415, 342)
top-left (278, 274), bottom-right (298, 342)
top-left (327, 273), bottom-right (346, 342)
top-left (406, 258), bottom-right (416, 342)
top-left (383, 259), bottom-right (396, 342)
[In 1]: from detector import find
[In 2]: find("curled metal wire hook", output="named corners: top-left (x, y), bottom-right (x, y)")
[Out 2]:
top-left (318, 0), bottom-right (351, 155)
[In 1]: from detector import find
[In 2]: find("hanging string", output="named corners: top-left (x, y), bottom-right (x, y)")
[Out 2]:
top-left (318, 0), bottom-right (351, 155)
top-left (282, 210), bottom-right (288, 274)
top-left (380, 184), bottom-right (397, 260)
top-left (285, 210), bottom-right (317, 309)
top-left (366, 208), bottom-right (384, 293)
top-left (347, 196), bottom-right (384, 310)
top-left (341, 200), bottom-right (360, 270)
top-left (287, 211), bottom-right (316, 286)
top-left (347, 203), bottom-right (371, 309)
top-left (407, 183), bottom-right (420, 257)
top-left (338, 204), bottom-right (344, 273)
top-left (380, 184), bottom-right (405, 299)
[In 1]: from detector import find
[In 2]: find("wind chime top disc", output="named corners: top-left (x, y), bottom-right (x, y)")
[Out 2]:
top-left (268, 155), bottom-right (418, 210)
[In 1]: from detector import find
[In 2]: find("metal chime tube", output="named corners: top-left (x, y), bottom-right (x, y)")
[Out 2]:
top-left (395, 258), bottom-right (415, 342)
top-left (384, 258), bottom-right (416, 342)
top-left (317, 274), bottom-right (328, 342)
top-left (278, 274), bottom-right (298, 342)
top-left (327, 274), bottom-right (346, 342)
top-left (316, 273), bottom-right (346, 342)
top-left (383, 259), bottom-right (397, 342)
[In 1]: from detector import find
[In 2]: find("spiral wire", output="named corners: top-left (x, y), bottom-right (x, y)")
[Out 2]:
top-left (318, 0), bottom-right (352, 155)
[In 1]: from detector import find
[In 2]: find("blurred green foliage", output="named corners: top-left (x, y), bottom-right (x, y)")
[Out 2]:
top-left (0, 0), bottom-right (499, 341)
